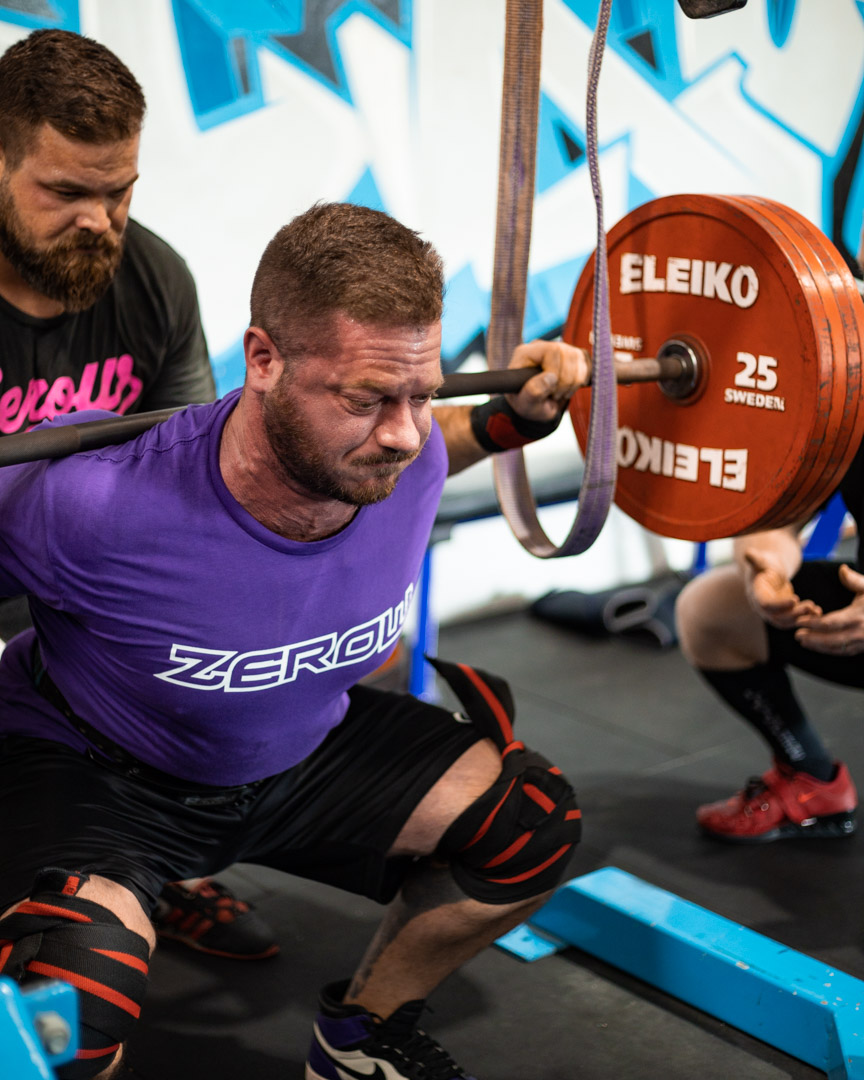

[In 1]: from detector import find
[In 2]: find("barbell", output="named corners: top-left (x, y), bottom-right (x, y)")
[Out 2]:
top-left (0, 194), bottom-right (859, 545)
top-left (0, 354), bottom-right (680, 466)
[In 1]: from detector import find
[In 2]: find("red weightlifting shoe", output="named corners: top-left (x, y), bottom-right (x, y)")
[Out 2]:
top-left (153, 878), bottom-right (280, 959)
top-left (697, 761), bottom-right (858, 843)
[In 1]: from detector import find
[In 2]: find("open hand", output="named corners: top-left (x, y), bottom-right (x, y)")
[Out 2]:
top-left (794, 563), bottom-right (864, 656)
top-left (743, 549), bottom-right (821, 629)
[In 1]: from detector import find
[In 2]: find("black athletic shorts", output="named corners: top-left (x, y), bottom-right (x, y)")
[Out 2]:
top-left (766, 559), bottom-right (864, 689)
top-left (0, 684), bottom-right (480, 914)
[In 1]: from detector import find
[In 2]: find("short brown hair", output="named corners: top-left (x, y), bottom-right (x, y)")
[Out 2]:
top-left (250, 202), bottom-right (444, 358)
top-left (0, 29), bottom-right (146, 167)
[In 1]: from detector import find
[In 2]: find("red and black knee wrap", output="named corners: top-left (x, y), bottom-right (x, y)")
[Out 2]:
top-left (0, 868), bottom-right (150, 1079)
top-left (428, 656), bottom-right (581, 904)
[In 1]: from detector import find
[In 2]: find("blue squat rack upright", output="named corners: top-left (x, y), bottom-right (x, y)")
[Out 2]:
top-left (1, 977), bottom-right (78, 1079)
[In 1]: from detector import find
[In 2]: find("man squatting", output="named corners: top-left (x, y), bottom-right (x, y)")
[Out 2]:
top-left (0, 196), bottom-right (590, 1079)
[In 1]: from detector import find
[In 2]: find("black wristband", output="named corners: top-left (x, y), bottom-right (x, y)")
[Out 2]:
top-left (469, 395), bottom-right (565, 453)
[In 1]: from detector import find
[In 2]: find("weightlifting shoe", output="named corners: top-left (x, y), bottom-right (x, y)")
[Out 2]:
top-left (697, 761), bottom-right (857, 843)
top-left (152, 878), bottom-right (279, 959)
top-left (306, 979), bottom-right (477, 1080)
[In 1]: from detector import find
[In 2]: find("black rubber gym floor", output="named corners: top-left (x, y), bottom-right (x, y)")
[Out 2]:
top-left (125, 605), bottom-right (863, 1079)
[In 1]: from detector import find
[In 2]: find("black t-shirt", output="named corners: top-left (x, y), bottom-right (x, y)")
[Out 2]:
top-left (839, 435), bottom-right (864, 569)
top-left (0, 218), bottom-right (215, 435)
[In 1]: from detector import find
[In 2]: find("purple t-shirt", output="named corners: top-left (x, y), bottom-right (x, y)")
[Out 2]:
top-left (0, 391), bottom-right (448, 784)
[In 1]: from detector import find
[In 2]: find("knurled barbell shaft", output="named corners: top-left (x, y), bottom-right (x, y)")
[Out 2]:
top-left (436, 351), bottom-right (687, 398)
top-left (0, 409), bottom-right (183, 468)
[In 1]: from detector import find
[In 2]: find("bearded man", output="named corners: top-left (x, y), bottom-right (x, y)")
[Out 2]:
top-left (0, 28), bottom-right (215, 428)
top-left (0, 199), bottom-right (588, 1080)
top-left (0, 28), bottom-right (278, 961)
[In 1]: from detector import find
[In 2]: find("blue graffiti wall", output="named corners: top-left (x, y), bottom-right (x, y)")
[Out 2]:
top-left (1, 0), bottom-right (863, 397)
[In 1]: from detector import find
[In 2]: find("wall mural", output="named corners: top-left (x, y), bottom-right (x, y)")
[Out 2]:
top-left (1, 0), bottom-right (863, 400)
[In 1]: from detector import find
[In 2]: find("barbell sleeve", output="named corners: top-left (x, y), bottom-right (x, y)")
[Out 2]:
top-left (0, 351), bottom-right (690, 469)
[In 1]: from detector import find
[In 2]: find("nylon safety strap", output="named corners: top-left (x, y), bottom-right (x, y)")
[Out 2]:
top-left (489, 0), bottom-right (617, 557)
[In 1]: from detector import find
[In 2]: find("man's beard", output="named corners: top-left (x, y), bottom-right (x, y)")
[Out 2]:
top-left (0, 182), bottom-right (124, 312)
top-left (262, 377), bottom-right (420, 507)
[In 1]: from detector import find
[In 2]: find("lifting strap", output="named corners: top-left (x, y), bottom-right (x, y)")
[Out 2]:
top-left (489, 0), bottom-right (618, 558)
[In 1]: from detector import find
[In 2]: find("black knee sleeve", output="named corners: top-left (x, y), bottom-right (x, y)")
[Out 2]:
top-left (0, 868), bottom-right (150, 1079)
top-left (428, 656), bottom-right (581, 903)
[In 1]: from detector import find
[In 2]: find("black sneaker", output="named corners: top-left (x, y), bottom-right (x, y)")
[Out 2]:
top-left (152, 879), bottom-right (279, 959)
top-left (306, 979), bottom-right (476, 1080)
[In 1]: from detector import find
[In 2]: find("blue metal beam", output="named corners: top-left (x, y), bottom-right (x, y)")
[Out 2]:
top-left (497, 867), bottom-right (864, 1080)
top-left (0, 977), bottom-right (78, 1080)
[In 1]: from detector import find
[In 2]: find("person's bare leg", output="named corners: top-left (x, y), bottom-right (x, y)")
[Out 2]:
top-left (343, 738), bottom-right (552, 1017)
top-left (676, 563), bottom-right (770, 671)
top-left (345, 865), bottom-right (550, 1017)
